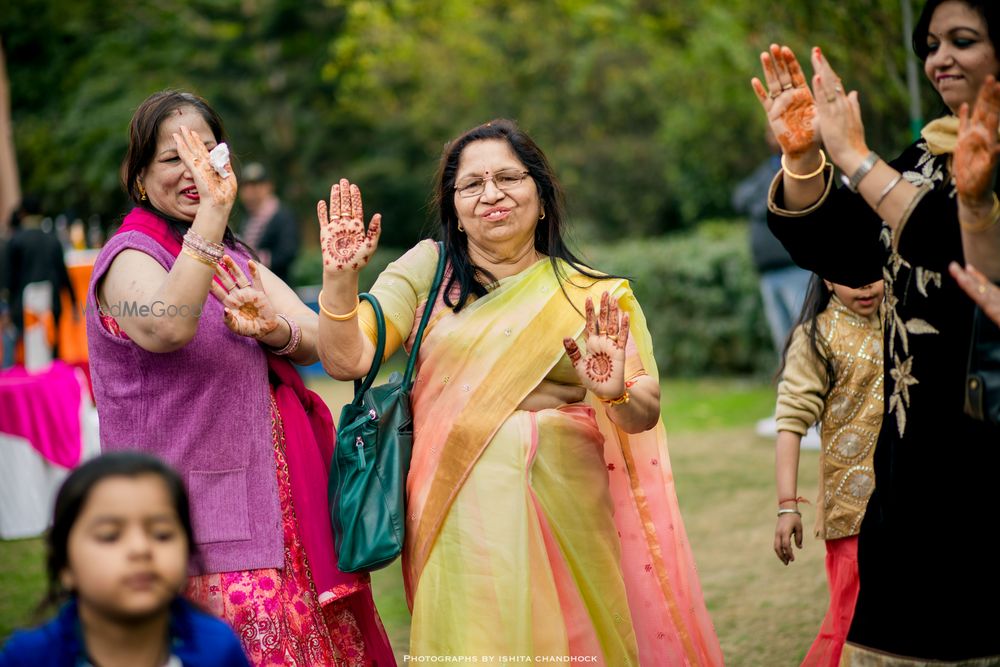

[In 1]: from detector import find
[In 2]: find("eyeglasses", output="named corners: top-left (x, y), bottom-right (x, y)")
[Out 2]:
top-left (454, 170), bottom-right (530, 198)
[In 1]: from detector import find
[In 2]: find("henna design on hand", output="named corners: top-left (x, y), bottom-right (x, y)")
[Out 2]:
top-left (778, 97), bottom-right (817, 158)
top-left (563, 338), bottom-right (582, 364)
top-left (237, 301), bottom-right (261, 320)
top-left (585, 352), bottom-right (614, 383)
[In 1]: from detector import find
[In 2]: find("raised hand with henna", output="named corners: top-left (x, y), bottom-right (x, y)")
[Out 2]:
top-left (751, 44), bottom-right (819, 160)
top-left (954, 75), bottom-right (1000, 207)
top-left (210, 256), bottom-right (283, 343)
top-left (563, 292), bottom-right (630, 401)
top-left (317, 178), bottom-right (382, 277)
top-left (173, 125), bottom-right (237, 213)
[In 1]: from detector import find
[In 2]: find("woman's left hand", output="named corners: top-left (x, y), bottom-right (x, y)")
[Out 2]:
top-left (809, 47), bottom-right (870, 169)
top-left (564, 292), bottom-right (630, 402)
top-left (954, 75), bottom-right (1000, 206)
top-left (211, 256), bottom-right (281, 340)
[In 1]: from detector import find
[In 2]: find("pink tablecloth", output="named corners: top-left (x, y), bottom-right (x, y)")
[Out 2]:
top-left (0, 361), bottom-right (82, 468)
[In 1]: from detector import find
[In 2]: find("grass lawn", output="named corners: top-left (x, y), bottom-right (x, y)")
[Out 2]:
top-left (0, 375), bottom-right (828, 666)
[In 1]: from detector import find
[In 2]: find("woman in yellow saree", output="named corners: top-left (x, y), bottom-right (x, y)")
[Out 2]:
top-left (316, 120), bottom-right (723, 666)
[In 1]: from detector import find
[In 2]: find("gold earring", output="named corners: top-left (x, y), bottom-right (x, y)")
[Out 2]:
top-left (137, 181), bottom-right (147, 201)
top-left (457, 222), bottom-right (465, 232)
top-left (539, 207), bottom-right (546, 220)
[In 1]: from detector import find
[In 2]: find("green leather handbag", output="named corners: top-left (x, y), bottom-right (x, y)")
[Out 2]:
top-left (329, 242), bottom-right (446, 573)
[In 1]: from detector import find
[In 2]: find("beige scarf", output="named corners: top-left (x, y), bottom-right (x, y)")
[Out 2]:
top-left (921, 114), bottom-right (1000, 155)
top-left (921, 115), bottom-right (960, 155)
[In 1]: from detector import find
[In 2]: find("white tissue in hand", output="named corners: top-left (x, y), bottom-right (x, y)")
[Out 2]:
top-left (208, 143), bottom-right (230, 178)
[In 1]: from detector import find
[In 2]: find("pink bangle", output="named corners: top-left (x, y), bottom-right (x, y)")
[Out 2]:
top-left (269, 315), bottom-right (301, 356)
top-left (182, 228), bottom-right (224, 261)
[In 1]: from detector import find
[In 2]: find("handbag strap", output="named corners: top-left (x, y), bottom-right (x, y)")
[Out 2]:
top-left (351, 293), bottom-right (387, 402)
top-left (350, 241), bottom-right (446, 402)
top-left (403, 241), bottom-right (446, 389)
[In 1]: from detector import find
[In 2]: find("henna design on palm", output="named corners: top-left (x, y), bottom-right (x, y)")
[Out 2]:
top-left (586, 352), bottom-right (614, 383)
top-left (317, 178), bottom-right (381, 274)
top-left (955, 76), bottom-right (1000, 204)
top-left (563, 291), bottom-right (631, 402)
top-left (751, 45), bottom-right (819, 159)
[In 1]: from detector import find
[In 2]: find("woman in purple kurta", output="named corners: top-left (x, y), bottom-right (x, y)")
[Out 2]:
top-left (86, 90), bottom-right (393, 666)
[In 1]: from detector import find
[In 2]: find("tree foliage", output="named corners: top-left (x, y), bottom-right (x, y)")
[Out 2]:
top-left (3, 0), bottom-right (934, 244)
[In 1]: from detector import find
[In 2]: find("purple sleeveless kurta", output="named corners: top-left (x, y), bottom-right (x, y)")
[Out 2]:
top-left (86, 230), bottom-right (282, 574)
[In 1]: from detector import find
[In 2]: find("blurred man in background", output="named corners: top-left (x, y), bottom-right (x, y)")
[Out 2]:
top-left (238, 162), bottom-right (300, 282)
top-left (3, 195), bottom-right (76, 364)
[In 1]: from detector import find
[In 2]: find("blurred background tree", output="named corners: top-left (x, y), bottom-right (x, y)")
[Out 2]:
top-left (1, 0), bottom-right (934, 374)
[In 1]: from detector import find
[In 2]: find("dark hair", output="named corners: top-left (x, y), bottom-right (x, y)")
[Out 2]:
top-left (776, 274), bottom-right (836, 389)
top-left (433, 118), bottom-right (616, 312)
top-left (120, 90), bottom-right (249, 253)
top-left (39, 452), bottom-right (195, 614)
top-left (912, 0), bottom-right (1000, 63)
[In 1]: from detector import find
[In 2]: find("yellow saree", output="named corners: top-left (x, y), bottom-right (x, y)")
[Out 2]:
top-left (368, 241), bottom-right (723, 666)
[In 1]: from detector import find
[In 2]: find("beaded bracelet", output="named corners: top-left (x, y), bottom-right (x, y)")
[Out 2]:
top-left (600, 389), bottom-right (630, 407)
top-left (269, 314), bottom-right (302, 356)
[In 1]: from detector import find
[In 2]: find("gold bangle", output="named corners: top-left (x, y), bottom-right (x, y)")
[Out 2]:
top-left (600, 389), bottom-right (630, 407)
top-left (959, 193), bottom-right (1000, 233)
top-left (781, 150), bottom-right (827, 180)
top-left (318, 290), bottom-right (360, 321)
top-left (181, 247), bottom-right (217, 267)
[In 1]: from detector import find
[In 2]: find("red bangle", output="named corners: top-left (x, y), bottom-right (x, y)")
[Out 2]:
top-left (778, 496), bottom-right (810, 505)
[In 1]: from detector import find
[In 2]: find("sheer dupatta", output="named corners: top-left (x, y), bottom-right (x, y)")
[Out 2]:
top-left (403, 258), bottom-right (723, 666)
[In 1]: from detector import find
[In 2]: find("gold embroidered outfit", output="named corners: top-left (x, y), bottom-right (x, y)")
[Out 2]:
top-left (776, 295), bottom-right (883, 539)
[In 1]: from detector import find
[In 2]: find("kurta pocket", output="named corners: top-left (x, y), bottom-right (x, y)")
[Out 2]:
top-left (188, 468), bottom-right (251, 543)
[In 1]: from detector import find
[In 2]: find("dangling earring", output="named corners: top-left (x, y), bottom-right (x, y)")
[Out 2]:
top-left (137, 181), bottom-right (147, 201)
top-left (457, 222), bottom-right (465, 232)
top-left (539, 207), bottom-right (546, 220)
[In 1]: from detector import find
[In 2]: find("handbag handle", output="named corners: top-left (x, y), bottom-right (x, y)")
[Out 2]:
top-left (351, 293), bottom-right (387, 402)
top-left (402, 242), bottom-right (447, 389)
top-left (351, 242), bottom-right (446, 402)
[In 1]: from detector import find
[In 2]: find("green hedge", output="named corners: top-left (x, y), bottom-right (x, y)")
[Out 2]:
top-left (291, 221), bottom-right (775, 377)
top-left (580, 221), bottom-right (774, 377)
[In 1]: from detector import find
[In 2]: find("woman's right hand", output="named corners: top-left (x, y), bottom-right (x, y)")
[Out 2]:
top-left (751, 44), bottom-right (820, 160)
top-left (774, 513), bottom-right (804, 566)
top-left (173, 125), bottom-right (237, 213)
top-left (317, 178), bottom-right (382, 278)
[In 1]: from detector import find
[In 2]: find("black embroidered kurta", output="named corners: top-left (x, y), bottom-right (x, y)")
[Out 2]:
top-left (768, 139), bottom-right (1000, 661)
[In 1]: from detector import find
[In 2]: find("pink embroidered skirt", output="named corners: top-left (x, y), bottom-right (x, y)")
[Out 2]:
top-left (187, 395), bottom-right (373, 666)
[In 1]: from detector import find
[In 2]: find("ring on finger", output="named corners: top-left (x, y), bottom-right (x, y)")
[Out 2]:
top-left (979, 284), bottom-right (988, 295)
top-left (826, 94), bottom-right (837, 103)
top-left (781, 83), bottom-right (793, 90)
top-left (834, 83), bottom-right (843, 94)
top-left (769, 89), bottom-right (781, 99)
top-left (607, 334), bottom-right (618, 342)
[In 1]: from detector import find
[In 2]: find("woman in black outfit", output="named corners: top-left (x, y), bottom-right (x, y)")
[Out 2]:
top-left (752, 1), bottom-right (1000, 663)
